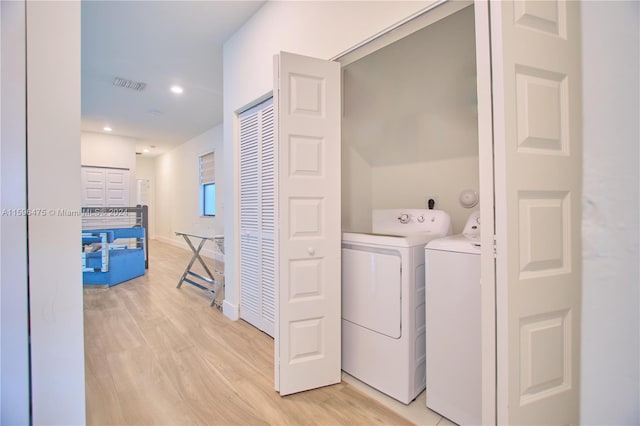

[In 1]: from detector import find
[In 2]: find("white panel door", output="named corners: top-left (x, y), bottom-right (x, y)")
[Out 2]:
top-left (81, 167), bottom-right (107, 229)
top-left (81, 167), bottom-right (106, 207)
top-left (106, 168), bottom-right (130, 228)
top-left (81, 166), bottom-right (130, 228)
top-left (105, 168), bottom-right (129, 207)
top-left (489, 1), bottom-right (582, 424)
top-left (274, 51), bottom-right (341, 395)
top-left (81, 166), bottom-right (130, 208)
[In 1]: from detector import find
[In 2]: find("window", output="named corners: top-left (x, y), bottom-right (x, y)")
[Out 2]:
top-left (199, 152), bottom-right (216, 216)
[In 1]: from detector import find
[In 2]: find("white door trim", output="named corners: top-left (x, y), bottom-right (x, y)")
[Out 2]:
top-left (474, 1), bottom-right (498, 424)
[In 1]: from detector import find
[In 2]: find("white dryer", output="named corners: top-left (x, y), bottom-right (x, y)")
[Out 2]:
top-left (425, 211), bottom-right (481, 425)
top-left (342, 209), bottom-right (452, 404)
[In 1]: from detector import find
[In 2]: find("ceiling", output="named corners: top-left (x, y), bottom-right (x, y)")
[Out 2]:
top-left (81, 1), bottom-right (264, 156)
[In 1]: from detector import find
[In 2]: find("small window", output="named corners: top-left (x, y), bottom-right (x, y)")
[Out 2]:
top-left (199, 152), bottom-right (216, 216)
top-left (203, 182), bottom-right (216, 216)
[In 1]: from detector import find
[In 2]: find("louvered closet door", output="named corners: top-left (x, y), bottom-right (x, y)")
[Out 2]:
top-left (260, 103), bottom-right (276, 336)
top-left (239, 98), bottom-right (275, 336)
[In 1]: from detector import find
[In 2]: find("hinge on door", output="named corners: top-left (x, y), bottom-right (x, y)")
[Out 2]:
top-left (493, 236), bottom-right (497, 257)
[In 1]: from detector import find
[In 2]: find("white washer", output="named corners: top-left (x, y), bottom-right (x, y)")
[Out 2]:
top-left (342, 209), bottom-right (452, 404)
top-left (425, 211), bottom-right (481, 425)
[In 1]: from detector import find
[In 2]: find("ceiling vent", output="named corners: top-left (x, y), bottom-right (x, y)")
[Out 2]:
top-left (113, 77), bottom-right (146, 91)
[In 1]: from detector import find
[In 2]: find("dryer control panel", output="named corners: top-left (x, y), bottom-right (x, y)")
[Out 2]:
top-left (372, 209), bottom-right (452, 237)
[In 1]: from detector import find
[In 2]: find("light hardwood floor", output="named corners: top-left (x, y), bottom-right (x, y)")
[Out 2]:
top-left (84, 239), bottom-right (413, 425)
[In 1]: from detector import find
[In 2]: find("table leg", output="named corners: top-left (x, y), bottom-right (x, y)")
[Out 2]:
top-left (176, 234), bottom-right (220, 307)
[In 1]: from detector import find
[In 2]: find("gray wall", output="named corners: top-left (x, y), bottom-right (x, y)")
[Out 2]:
top-left (342, 6), bottom-right (479, 233)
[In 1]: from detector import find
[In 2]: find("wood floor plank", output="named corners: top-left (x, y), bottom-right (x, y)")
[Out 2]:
top-left (85, 369), bottom-right (127, 425)
top-left (84, 239), bottom-right (413, 425)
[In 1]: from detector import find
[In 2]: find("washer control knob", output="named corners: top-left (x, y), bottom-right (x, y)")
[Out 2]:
top-left (398, 214), bottom-right (410, 224)
top-left (417, 215), bottom-right (425, 223)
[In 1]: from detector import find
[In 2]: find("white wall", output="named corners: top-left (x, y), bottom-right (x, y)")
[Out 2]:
top-left (154, 124), bottom-right (223, 259)
top-left (223, 0), bottom-right (437, 318)
top-left (341, 145), bottom-right (373, 233)
top-left (26, 2), bottom-right (85, 424)
top-left (581, 2), bottom-right (640, 424)
top-left (0, 1), bottom-right (29, 423)
top-left (81, 131), bottom-right (138, 203)
top-left (371, 158), bottom-right (478, 233)
top-left (223, 1), bottom-right (436, 112)
top-left (136, 155), bottom-right (156, 239)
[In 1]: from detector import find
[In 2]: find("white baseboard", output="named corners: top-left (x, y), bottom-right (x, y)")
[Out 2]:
top-left (223, 300), bottom-right (239, 321)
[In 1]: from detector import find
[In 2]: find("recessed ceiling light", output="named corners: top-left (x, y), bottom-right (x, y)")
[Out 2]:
top-left (143, 148), bottom-right (150, 153)
top-left (170, 85), bottom-right (184, 94)
top-left (103, 126), bottom-right (112, 132)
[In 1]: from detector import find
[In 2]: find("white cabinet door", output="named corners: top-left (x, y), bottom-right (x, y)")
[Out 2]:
top-left (81, 166), bottom-right (130, 228)
top-left (81, 167), bottom-right (130, 207)
top-left (105, 168), bottom-right (130, 227)
top-left (105, 168), bottom-right (129, 207)
top-left (81, 167), bottom-right (106, 207)
top-left (488, 1), bottom-right (582, 424)
top-left (274, 52), bottom-right (341, 395)
top-left (239, 100), bottom-right (276, 337)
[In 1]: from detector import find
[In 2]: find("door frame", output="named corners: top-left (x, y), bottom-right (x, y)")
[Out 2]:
top-left (333, 0), bottom-right (497, 422)
top-left (473, 2), bottom-right (498, 424)
top-left (0, 0), bottom-right (31, 422)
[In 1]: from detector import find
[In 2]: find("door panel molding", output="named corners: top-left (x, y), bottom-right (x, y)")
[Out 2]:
top-left (489, 1), bottom-right (582, 424)
top-left (275, 51), bottom-right (341, 396)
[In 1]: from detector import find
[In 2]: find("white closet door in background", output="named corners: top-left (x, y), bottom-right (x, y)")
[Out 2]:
top-left (81, 166), bottom-right (130, 207)
top-left (239, 99), bottom-right (276, 337)
top-left (105, 168), bottom-right (129, 207)
top-left (105, 168), bottom-right (130, 227)
top-left (81, 166), bottom-right (130, 228)
top-left (136, 179), bottom-right (150, 205)
top-left (81, 167), bottom-right (106, 207)
top-left (274, 52), bottom-right (341, 396)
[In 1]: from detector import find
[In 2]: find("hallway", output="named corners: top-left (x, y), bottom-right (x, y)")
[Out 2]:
top-left (84, 240), bottom-right (412, 425)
